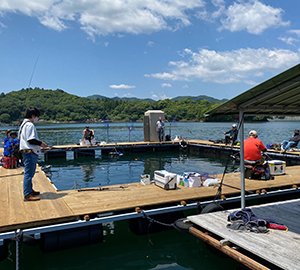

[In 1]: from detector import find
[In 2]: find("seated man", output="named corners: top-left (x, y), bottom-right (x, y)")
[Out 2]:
top-left (281, 129), bottom-right (300, 152)
top-left (244, 130), bottom-right (267, 165)
top-left (224, 124), bottom-right (238, 145)
top-left (83, 126), bottom-right (94, 145)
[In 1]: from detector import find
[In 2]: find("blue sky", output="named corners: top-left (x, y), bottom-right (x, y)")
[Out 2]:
top-left (0, 0), bottom-right (300, 100)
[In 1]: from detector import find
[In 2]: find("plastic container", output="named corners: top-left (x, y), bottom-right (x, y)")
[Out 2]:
top-left (184, 177), bottom-right (189, 187)
top-left (177, 175), bottom-right (183, 186)
top-left (268, 160), bottom-right (286, 175)
top-left (203, 178), bottom-right (220, 187)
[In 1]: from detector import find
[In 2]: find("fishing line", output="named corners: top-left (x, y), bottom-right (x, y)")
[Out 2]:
top-left (214, 120), bottom-right (242, 201)
top-left (27, 53), bottom-right (40, 89)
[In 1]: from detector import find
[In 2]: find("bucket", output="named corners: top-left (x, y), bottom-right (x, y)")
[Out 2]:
top-left (140, 174), bottom-right (151, 185)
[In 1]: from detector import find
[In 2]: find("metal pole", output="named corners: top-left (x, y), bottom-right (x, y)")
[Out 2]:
top-left (239, 109), bottom-right (245, 209)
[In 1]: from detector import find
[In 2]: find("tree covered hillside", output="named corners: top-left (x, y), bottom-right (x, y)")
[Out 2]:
top-left (0, 87), bottom-right (263, 123)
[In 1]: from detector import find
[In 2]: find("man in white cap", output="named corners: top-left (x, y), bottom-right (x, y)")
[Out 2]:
top-left (224, 124), bottom-right (238, 145)
top-left (244, 130), bottom-right (267, 165)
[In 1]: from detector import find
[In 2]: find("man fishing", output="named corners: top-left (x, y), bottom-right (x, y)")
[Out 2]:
top-left (19, 107), bottom-right (48, 201)
top-left (83, 126), bottom-right (95, 145)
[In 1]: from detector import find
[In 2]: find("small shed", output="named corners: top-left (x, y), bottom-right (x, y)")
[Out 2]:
top-left (143, 110), bottom-right (165, 142)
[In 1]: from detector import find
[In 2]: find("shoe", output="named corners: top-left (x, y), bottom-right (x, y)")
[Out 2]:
top-left (24, 194), bottom-right (40, 201)
top-left (31, 190), bottom-right (40, 196)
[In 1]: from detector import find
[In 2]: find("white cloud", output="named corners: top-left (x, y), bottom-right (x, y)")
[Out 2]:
top-left (0, 0), bottom-right (205, 39)
top-left (197, 0), bottom-right (289, 35)
top-left (150, 92), bottom-right (158, 100)
top-left (161, 83), bottom-right (172, 88)
top-left (220, 0), bottom-right (289, 34)
top-left (278, 37), bottom-right (298, 46)
top-left (289, 29), bottom-right (300, 37)
top-left (109, 84), bottom-right (136, 89)
top-left (122, 93), bottom-right (136, 97)
top-left (146, 47), bottom-right (300, 84)
top-left (158, 93), bottom-right (171, 100)
top-left (147, 41), bottom-right (154, 47)
top-left (183, 84), bottom-right (188, 88)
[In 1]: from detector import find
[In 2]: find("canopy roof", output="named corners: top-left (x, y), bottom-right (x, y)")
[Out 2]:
top-left (206, 63), bottom-right (300, 117)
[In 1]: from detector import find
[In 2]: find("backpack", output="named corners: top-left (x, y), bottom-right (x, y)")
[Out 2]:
top-left (12, 142), bottom-right (22, 160)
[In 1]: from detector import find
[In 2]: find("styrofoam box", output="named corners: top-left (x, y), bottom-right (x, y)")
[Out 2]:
top-left (188, 175), bottom-right (202, 187)
top-left (268, 160), bottom-right (286, 175)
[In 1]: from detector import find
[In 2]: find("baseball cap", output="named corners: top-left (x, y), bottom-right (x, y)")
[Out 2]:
top-left (249, 130), bottom-right (257, 136)
top-left (159, 117), bottom-right (162, 120)
top-left (232, 124), bottom-right (237, 127)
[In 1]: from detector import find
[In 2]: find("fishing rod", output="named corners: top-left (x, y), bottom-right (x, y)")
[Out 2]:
top-left (77, 183), bottom-right (127, 192)
top-left (216, 182), bottom-right (254, 194)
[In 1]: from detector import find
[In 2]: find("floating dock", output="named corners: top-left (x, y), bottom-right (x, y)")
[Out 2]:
top-left (1, 162), bottom-right (300, 234)
top-left (43, 139), bottom-right (300, 165)
top-left (188, 199), bottom-right (300, 270)
top-left (1, 140), bottom-right (300, 257)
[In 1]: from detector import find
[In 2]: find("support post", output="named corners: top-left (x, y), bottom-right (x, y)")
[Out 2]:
top-left (239, 109), bottom-right (245, 209)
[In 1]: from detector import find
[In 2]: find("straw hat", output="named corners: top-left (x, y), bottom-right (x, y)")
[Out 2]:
top-left (5, 129), bottom-right (13, 137)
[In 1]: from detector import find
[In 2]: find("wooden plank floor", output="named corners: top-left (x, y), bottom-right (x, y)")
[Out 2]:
top-left (61, 165), bottom-right (300, 217)
top-left (187, 199), bottom-right (300, 270)
top-left (1, 161), bottom-right (300, 233)
top-left (0, 166), bottom-right (75, 232)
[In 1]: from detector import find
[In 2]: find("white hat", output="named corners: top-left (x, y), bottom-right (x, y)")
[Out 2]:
top-left (232, 124), bottom-right (237, 127)
top-left (249, 130), bottom-right (257, 136)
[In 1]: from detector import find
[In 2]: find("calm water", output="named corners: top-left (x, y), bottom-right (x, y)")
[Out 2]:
top-left (1, 121), bottom-right (300, 269)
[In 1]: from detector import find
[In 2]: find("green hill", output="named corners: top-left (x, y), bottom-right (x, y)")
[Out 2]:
top-left (171, 95), bottom-right (228, 103)
top-left (85, 94), bottom-right (107, 100)
top-left (0, 87), bottom-right (238, 123)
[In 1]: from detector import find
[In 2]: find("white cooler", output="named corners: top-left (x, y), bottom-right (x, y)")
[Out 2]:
top-left (154, 170), bottom-right (177, 190)
top-left (268, 160), bottom-right (286, 175)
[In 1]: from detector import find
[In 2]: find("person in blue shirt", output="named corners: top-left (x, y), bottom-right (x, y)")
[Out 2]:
top-left (3, 137), bottom-right (12, 156)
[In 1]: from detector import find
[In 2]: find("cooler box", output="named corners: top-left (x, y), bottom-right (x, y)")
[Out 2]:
top-left (2, 156), bottom-right (17, 169)
top-left (268, 160), bottom-right (286, 175)
top-left (154, 170), bottom-right (177, 190)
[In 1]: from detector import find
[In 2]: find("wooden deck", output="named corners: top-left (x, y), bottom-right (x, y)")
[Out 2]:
top-left (187, 199), bottom-right (300, 270)
top-left (1, 162), bottom-right (300, 233)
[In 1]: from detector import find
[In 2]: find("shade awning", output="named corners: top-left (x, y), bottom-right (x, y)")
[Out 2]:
top-left (205, 63), bottom-right (300, 117)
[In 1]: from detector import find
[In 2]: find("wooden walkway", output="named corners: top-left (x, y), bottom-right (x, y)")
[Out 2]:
top-left (1, 162), bottom-right (300, 233)
top-left (187, 199), bottom-right (300, 270)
